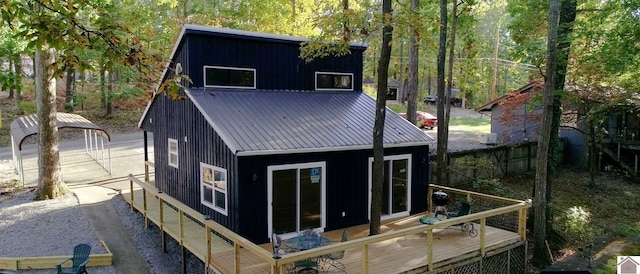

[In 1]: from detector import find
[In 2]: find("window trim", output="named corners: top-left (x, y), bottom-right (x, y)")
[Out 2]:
top-left (267, 161), bottom-right (326, 239)
top-left (168, 138), bottom-right (179, 168)
top-left (200, 162), bottom-right (229, 216)
top-left (203, 65), bottom-right (256, 89)
top-left (314, 71), bottom-right (354, 91)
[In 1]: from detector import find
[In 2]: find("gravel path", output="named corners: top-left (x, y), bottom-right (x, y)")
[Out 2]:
top-left (0, 170), bottom-right (203, 273)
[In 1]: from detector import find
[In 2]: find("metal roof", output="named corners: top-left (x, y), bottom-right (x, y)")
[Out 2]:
top-left (186, 89), bottom-right (434, 156)
top-left (10, 113), bottom-right (110, 150)
top-left (139, 24), bottom-right (368, 129)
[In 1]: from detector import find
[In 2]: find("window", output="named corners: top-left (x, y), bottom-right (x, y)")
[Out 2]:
top-left (168, 138), bottom-right (178, 168)
top-left (315, 72), bottom-right (354, 91)
top-left (204, 66), bottom-right (256, 89)
top-left (200, 163), bottom-right (228, 215)
top-left (387, 88), bottom-right (398, 100)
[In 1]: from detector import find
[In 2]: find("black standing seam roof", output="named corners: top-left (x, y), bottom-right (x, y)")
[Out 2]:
top-left (10, 113), bottom-right (110, 150)
top-left (186, 88), bottom-right (434, 156)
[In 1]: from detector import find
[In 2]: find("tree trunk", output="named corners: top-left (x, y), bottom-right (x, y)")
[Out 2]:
top-left (8, 59), bottom-right (14, 99)
top-left (34, 47), bottom-right (68, 200)
top-left (15, 56), bottom-right (22, 101)
top-left (65, 68), bottom-right (75, 112)
top-left (532, 0), bottom-right (560, 268)
top-left (546, 0), bottom-right (577, 233)
top-left (100, 60), bottom-right (106, 108)
top-left (406, 0), bottom-right (419, 126)
top-left (435, 0), bottom-right (448, 186)
top-left (371, 0), bottom-right (393, 236)
top-left (490, 26), bottom-right (500, 100)
top-left (106, 68), bottom-right (116, 115)
top-left (342, 0), bottom-right (350, 43)
top-left (444, 0), bottom-right (459, 185)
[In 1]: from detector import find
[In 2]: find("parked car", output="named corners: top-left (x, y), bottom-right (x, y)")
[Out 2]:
top-left (424, 95), bottom-right (462, 107)
top-left (424, 95), bottom-right (438, 104)
top-left (400, 111), bottom-right (438, 130)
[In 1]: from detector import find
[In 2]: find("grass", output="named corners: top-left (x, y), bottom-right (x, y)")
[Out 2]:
top-left (449, 117), bottom-right (491, 133)
top-left (496, 169), bottom-right (640, 268)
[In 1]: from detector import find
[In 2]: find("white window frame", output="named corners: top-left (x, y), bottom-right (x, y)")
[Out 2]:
top-left (367, 154), bottom-right (412, 220)
top-left (203, 65), bottom-right (256, 89)
top-left (200, 163), bottom-right (229, 215)
top-left (168, 138), bottom-right (179, 168)
top-left (267, 161), bottom-right (326, 239)
top-left (315, 72), bottom-right (354, 91)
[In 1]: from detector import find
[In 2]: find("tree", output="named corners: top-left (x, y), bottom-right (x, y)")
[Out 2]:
top-left (435, 0), bottom-right (448, 185)
top-left (370, 0), bottom-right (393, 236)
top-left (532, 0), bottom-right (560, 267)
top-left (405, 0), bottom-right (419, 126)
top-left (1, 0), bottom-right (141, 200)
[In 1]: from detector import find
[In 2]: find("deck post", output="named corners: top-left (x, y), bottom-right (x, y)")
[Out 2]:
top-left (206, 225), bottom-right (211, 273)
top-left (235, 243), bottom-right (241, 273)
top-left (179, 209), bottom-right (184, 245)
top-left (181, 246), bottom-right (186, 274)
top-left (143, 189), bottom-right (148, 228)
top-left (426, 229), bottom-right (433, 271)
top-left (479, 218), bottom-right (486, 256)
top-left (129, 180), bottom-right (134, 211)
top-left (160, 198), bottom-right (165, 252)
top-left (363, 244), bottom-right (369, 273)
top-left (518, 207), bottom-right (527, 240)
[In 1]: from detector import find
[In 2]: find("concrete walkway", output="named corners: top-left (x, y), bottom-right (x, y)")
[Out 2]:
top-left (73, 183), bottom-right (150, 274)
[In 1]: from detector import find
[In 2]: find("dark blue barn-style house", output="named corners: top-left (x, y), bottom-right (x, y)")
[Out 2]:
top-left (138, 24), bottom-right (434, 244)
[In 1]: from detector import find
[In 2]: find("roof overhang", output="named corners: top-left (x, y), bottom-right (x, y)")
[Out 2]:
top-left (10, 113), bottom-right (110, 150)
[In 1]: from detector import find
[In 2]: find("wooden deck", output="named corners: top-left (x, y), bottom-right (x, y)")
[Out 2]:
top-left (124, 177), bottom-right (529, 274)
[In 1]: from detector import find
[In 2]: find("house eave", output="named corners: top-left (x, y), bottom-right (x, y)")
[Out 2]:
top-left (236, 141), bottom-right (432, 156)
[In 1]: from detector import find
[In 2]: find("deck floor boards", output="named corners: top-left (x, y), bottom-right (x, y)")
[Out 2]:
top-left (123, 188), bottom-right (522, 274)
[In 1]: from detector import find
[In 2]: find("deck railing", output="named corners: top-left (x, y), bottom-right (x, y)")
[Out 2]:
top-left (127, 171), bottom-right (531, 274)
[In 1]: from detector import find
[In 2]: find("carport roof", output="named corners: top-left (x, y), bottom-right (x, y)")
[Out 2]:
top-left (10, 113), bottom-right (110, 150)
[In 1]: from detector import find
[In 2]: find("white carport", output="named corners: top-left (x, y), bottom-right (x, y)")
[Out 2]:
top-left (10, 113), bottom-right (112, 184)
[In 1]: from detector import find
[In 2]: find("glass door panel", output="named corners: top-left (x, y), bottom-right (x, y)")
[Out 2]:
top-left (272, 169), bottom-right (297, 235)
top-left (381, 161), bottom-right (390, 215)
top-left (299, 167), bottom-right (321, 229)
top-left (391, 159), bottom-right (408, 214)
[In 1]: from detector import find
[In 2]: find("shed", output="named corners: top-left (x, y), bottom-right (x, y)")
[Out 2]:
top-left (476, 80), bottom-right (544, 144)
top-left (138, 24), bottom-right (434, 244)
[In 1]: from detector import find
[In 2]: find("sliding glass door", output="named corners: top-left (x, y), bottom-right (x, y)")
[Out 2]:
top-left (369, 154), bottom-right (411, 219)
top-left (268, 162), bottom-right (325, 237)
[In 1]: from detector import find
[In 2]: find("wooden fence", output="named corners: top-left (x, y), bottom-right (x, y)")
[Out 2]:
top-left (433, 140), bottom-right (566, 185)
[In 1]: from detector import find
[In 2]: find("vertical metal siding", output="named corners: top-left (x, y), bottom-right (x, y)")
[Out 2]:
top-left (185, 34), bottom-right (365, 91)
top-left (152, 93), bottom-right (239, 233)
top-left (238, 145), bottom-right (429, 244)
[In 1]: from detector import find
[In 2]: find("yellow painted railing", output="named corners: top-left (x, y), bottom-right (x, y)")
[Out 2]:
top-left (128, 170), bottom-right (531, 274)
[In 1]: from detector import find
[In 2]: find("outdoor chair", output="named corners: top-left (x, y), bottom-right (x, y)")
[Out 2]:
top-left (56, 244), bottom-right (91, 274)
top-left (321, 229), bottom-right (348, 273)
top-left (447, 197), bottom-right (472, 218)
top-left (272, 233), bottom-right (283, 259)
top-left (293, 229), bottom-right (322, 273)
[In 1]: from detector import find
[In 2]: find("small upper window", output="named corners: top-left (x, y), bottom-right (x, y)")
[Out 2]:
top-left (168, 138), bottom-right (178, 168)
top-left (315, 72), bottom-right (354, 91)
top-left (204, 66), bottom-right (256, 89)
